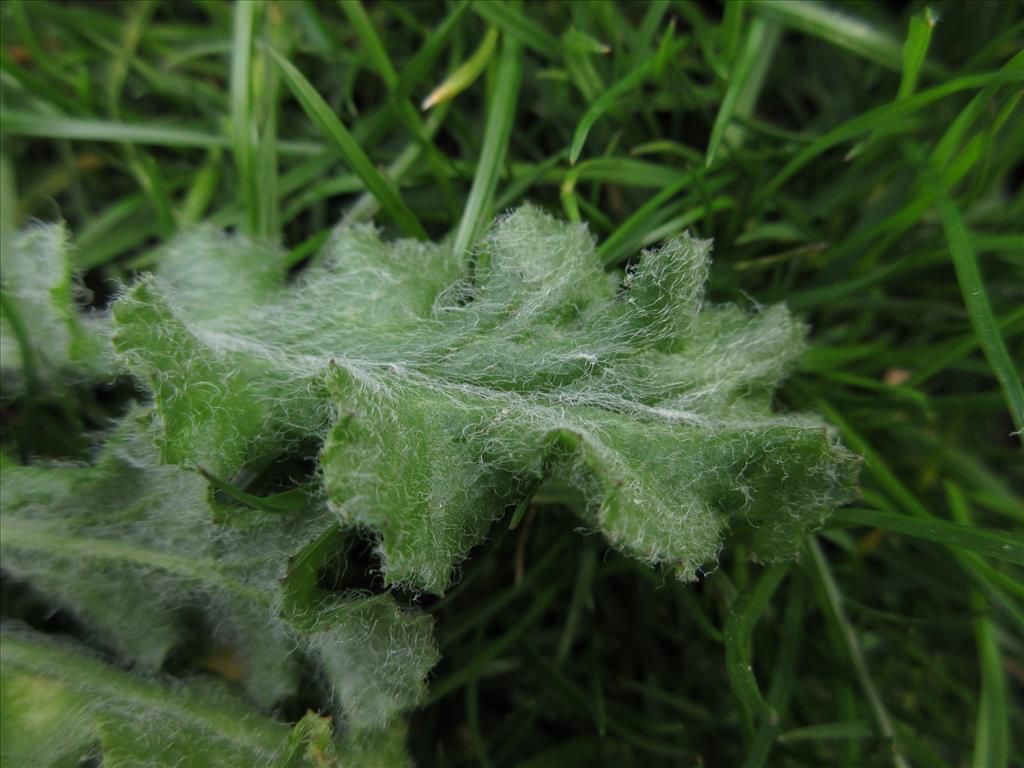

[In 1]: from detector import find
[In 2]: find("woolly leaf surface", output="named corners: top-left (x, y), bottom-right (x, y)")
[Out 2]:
top-left (0, 627), bottom-right (402, 768)
top-left (111, 205), bottom-right (858, 593)
top-left (0, 410), bottom-right (438, 728)
top-left (0, 224), bottom-right (109, 396)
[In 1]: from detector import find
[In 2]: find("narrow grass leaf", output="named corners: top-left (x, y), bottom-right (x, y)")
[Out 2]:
top-left (970, 592), bottom-right (1012, 768)
top-left (752, 0), bottom-right (902, 71)
top-left (134, 154), bottom-right (175, 237)
top-left (570, 58), bottom-right (654, 165)
top-left (336, 1), bottom-right (461, 217)
top-left (931, 176), bottom-right (1024, 438)
top-left (829, 508), bottom-right (1024, 565)
top-left (422, 27), bottom-right (498, 109)
top-left (231, 0), bottom-right (259, 235)
top-left (1, 152), bottom-right (17, 238)
top-left (452, 35), bottom-right (522, 258)
top-left (596, 177), bottom-right (690, 263)
top-left (722, 20), bottom-right (781, 155)
top-left (724, 563), bottom-right (789, 724)
top-left (778, 721), bottom-right (874, 743)
top-left (755, 64), bottom-right (1018, 205)
top-left (181, 149), bottom-right (223, 225)
top-left (555, 543), bottom-right (597, 665)
top-left (428, 583), bottom-right (559, 703)
top-left (706, 17), bottom-right (768, 168)
top-left (196, 465), bottom-right (312, 513)
top-left (472, 1), bottom-right (560, 61)
top-left (907, 308), bottom-right (1024, 388)
top-left (395, 0), bottom-right (471, 98)
top-left (721, 0), bottom-right (745, 62)
top-left (0, 112), bottom-right (324, 155)
top-left (845, 6), bottom-right (938, 160)
top-left (807, 537), bottom-right (910, 768)
top-left (898, 7), bottom-right (937, 99)
top-left (339, 0), bottom-right (399, 88)
top-left (946, 484), bottom-right (1012, 768)
top-left (269, 47), bottom-right (427, 239)
top-left (742, 582), bottom-right (806, 768)
top-left (562, 27), bottom-right (609, 55)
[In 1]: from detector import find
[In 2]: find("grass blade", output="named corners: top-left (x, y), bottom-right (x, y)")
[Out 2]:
top-left (755, 60), bottom-right (1018, 205)
top-left (829, 508), bottom-right (1024, 565)
top-left (931, 175), bottom-right (1024, 438)
top-left (706, 17), bottom-right (769, 168)
top-left (395, 1), bottom-right (471, 99)
top-left (421, 27), bottom-right (498, 110)
top-left (181, 149), bottom-right (222, 225)
top-left (777, 721), bottom-right (874, 743)
top-left (472, 1), bottom-right (560, 61)
top-left (947, 484), bottom-right (1011, 768)
top-left (452, 35), bottom-right (522, 258)
top-left (269, 47), bottom-right (427, 239)
top-left (339, 0), bottom-right (460, 215)
top-left (0, 112), bottom-right (324, 155)
top-left (898, 7), bottom-right (937, 99)
top-left (752, 0), bottom-right (902, 71)
top-left (339, 0), bottom-right (399, 88)
top-left (230, 0), bottom-right (259, 236)
top-left (724, 563), bottom-right (789, 724)
top-left (342, 105), bottom-right (449, 227)
top-left (594, 169), bottom-right (736, 265)
top-left (742, 580), bottom-right (806, 768)
top-left (428, 582), bottom-right (559, 703)
top-left (0, 152), bottom-right (15, 237)
top-left (807, 537), bottom-right (909, 768)
top-left (570, 58), bottom-right (654, 165)
top-left (970, 590), bottom-right (1012, 768)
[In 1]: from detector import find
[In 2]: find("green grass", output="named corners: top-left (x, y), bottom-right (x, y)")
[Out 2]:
top-left (1, 1), bottom-right (1021, 766)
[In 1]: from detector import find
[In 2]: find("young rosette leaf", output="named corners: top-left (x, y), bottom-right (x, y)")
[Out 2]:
top-left (112, 204), bottom-right (858, 595)
top-left (0, 626), bottom-right (407, 768)
top-left (0, 408), bottom-right (438, 737)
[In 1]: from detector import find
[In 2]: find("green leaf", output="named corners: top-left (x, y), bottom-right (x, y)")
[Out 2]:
top-left (898, 7), bottom-right (937, 99)
top-left (724, 563), bottom-right (789, 724)
top-left (829, 507), bottom-right (1024, 565)
top-left (0, 407), bottom-right (438, 731)
top-left (755, 61), bottom-right (1019, 206)
top-left (570, 57), bottom-right (655, 165)
top-left (807, 537), bottom-right (910, 768)
top-left (946, 484), bottom-right (1011, 768)
top-left (706, 17), bottom-right (770, 168)
top-left (777, 721), bottom-right (874, 743)
top-left (471, 1), bottom-right (560, 60)
top-left (0, 627), bottom-right (407, 767)
top-left (230, 0), bottom-right (257, 236)
top-left (420, 27), bottom-right (498, 110)
top-left (268, 48), bottom-right (427, 239)
top-left (452, 34), bottom-right (523, 258)
top-left (339, 0), bottom-right (399, 89)
top-left (751, 0), bottom-right (903, 71)
top-left (110, 206), bottom-right (857, 595)
top-left (0, 111), bottom-right (323, 155)
top-left (1, 628), bottom-right (288, 766)
top-left (1, 223), bottom-right (109, 396)
top-left (339, 0), bottom-right (461, 219)
top-left (931, 174), bottom-right (1024, 437)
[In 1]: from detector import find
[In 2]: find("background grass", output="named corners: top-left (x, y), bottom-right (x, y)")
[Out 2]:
top-left (1, 1), bottom-right (1022, 766)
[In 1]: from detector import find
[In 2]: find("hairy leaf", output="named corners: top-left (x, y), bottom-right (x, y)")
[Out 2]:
top-left (0, 626), bottom-right (405, 767)
top-left (2, 205), bottom-right (857, 762)
top-left (0, 408), bottom-right (438, 728)
top-left (0, 224), bottom-right (109, 396)
top-left (112, 204), bottom-right (858, 593)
